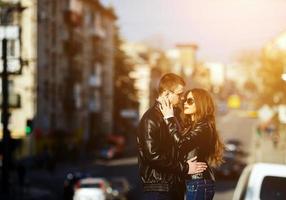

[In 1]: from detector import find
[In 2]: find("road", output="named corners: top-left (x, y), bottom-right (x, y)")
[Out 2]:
top-left (20, 157), bottom-right (238, 200)
top-left (217, 109), bottom-right (258, 153)
top-left (214, 109), bottom-right (258, 199)
top-left (1, 109), bottom-right (259, 200)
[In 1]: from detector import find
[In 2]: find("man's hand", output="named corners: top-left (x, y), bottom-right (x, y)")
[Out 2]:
top-left (187, 156), bottom-right (208, 175)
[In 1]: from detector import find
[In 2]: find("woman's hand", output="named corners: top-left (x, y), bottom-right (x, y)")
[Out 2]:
top-left (158, 94), bottom-right (174, 118)
top-left (187, 156), bottom-right (208, 174)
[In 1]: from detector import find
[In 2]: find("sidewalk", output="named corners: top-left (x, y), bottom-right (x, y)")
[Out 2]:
top-left (249, 130), bottom-right (286, 164)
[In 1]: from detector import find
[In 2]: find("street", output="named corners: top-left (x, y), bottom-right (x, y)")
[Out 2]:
top-left (0, 109), bottom-right (259, 199)
top-left (217, 109), bottom-right (258, 153)
top-left (5, 156), bottom-right (238, 200)
top-left (215, 109), bottom-right (258, 200)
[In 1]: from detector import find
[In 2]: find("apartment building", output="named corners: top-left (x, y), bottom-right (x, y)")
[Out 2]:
top-left (36, 0), bottom-right (116, 145)
top-left (0, 0), bottom-right (37, 142)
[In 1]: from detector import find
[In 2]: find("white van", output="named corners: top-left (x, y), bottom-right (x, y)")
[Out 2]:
top-left (233, 163), bottom-right (286, 200)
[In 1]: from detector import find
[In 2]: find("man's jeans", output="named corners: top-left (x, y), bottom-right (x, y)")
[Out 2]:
top-left (185, 179), bottom-right (215, 200)
top-left (142, 191), bottom-right (172, 200)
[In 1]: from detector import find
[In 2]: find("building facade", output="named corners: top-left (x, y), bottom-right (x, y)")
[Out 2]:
top-left (123, 43), bottom-right (152, 118)
top-left (0, 0), bottom-right (37, 143)
top-left (36, 0), bottom-right (116, 146)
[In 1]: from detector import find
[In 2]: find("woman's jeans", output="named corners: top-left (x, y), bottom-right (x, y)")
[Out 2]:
top-left (185, 179), bottom-right (215, 200)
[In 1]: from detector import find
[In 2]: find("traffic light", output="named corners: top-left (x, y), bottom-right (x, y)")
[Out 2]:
top-left (25, 119), bottom-right (33, 135)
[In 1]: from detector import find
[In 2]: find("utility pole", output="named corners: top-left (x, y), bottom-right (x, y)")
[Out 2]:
top-left (0, 3), bottom-right (25, 195)
top-left (1, 4), bottom-right (11, 194)
top-left (1, 35), bottom-right (10, 195)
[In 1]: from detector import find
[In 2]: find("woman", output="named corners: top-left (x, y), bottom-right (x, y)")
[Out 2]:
top-left (159, 88), bottom-right (224, 200)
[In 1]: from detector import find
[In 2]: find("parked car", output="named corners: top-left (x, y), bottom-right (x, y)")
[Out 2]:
top-left (73, 177), bottom-right (113, 200)
top-left (110, 177), bottom-right (131, 200)
top-left (63, 172), bottom-right (91, 200)
top-left (215, 139), bottom-right (246, 179)
top-left (96, 134), bottom-right (126, 160)
top-left (233, 163), bottom-right (286, 200)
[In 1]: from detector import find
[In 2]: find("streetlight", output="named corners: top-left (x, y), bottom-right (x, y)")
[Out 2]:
top-left (0, 2), bottom-right (25, 195)
top-left (282, 73), bottom-right (286, 81)
top-left (282, 65), bottom-right (286, 81)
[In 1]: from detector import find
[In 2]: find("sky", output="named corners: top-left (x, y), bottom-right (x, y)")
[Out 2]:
top-left (101, 0), bottom-right (286, 63)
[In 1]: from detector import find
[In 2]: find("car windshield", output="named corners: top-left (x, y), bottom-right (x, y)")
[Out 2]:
top-left (80, 183), bottom-right (102, 188)
top-left (260, 176), bottom-right (286, 200)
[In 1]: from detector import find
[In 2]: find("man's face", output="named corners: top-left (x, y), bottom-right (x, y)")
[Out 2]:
top-left (168, 84), bottom-right (185, 106)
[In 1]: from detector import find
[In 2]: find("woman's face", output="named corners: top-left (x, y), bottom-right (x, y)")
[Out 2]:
top-left (184, 92), bottom-right (196, 115)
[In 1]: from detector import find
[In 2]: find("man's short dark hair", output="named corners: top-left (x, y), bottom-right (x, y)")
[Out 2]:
top-left (158, 73), bottom-right (185, 94)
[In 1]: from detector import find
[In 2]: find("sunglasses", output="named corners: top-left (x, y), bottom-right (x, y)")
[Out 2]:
top-left (186, 98), bottom-right (195, 105)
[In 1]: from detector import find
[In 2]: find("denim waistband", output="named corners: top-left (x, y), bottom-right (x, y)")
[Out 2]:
top-left (185, 179), bottom-right (214, 185)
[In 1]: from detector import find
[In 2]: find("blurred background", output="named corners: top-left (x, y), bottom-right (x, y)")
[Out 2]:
top-left (0, 0), bottom-right (286, 199)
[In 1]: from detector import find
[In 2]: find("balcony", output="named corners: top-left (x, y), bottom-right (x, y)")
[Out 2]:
top-left (90, 27), bottom-right (106, 39)
top-left (64, 10), bottom-right (82, 27)
top-left (0, 93), bottom-right (21, 108)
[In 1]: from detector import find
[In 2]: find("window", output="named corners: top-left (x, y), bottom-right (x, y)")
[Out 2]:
top-left (260, 176), bottom-right (286, 200)
top-left (84, 9), bottom-right (94, 26)
top-left (7, 39), bottom-right (16, 57)
top-left (79, 183), bottom-right (101, 188)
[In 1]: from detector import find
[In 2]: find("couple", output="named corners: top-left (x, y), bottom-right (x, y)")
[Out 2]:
top-left (137, 73), bottom-right (224, 200)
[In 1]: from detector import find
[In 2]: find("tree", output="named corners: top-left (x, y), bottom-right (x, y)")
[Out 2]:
top-left (235, 48), bottom-right (286, 107)
top-left (113, 26), bottom-right (138, 135)
top-left (257, 49), bottom-right (286, 106)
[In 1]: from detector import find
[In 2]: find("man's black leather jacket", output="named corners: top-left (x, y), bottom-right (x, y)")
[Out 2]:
top-left (137, 103), bottom-right (189, 192)
top-left (165, 117), bottom-right (216, 181)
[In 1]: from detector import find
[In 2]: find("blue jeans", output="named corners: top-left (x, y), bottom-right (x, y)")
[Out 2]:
top-left (185, 179), bottom-right (215, 200)
top-left (142, 191), bottom-right (172, 200)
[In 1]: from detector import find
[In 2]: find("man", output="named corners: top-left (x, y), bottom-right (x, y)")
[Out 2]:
top-left (137, 73), bottom-right (207, 200)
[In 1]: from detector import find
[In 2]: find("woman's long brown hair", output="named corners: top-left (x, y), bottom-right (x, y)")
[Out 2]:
top-left (185, 88), bottom-right (224, 167)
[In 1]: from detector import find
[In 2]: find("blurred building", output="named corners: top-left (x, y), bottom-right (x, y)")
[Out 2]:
top-left (36, 0), bottom-right (116, 145)
top-left (176, 44), bottom-right (198, 77)
top-left (225, 61), bottom-right (256, 92)
top-left (204, 62), bottom-right (225, 87)
top-left (123, 42), bottom-right (169, 118)
top-left (123, 43), bottom-right (151, 118)
top-left (0, 0), bottom-right (37, 145)
top-left (166, 43), bottom-right (211, 89)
